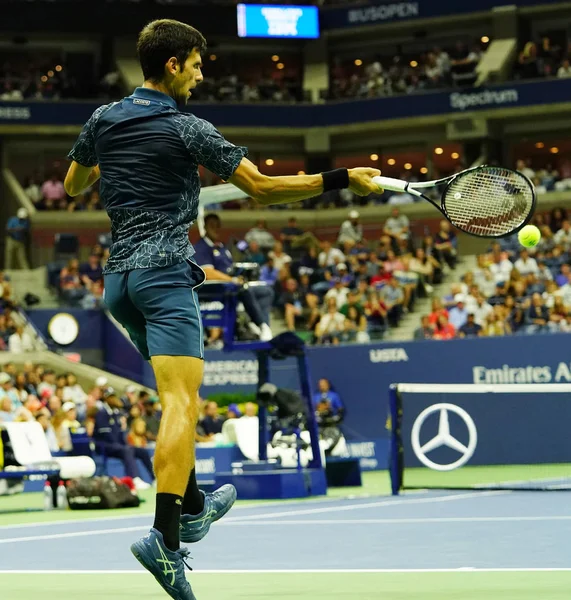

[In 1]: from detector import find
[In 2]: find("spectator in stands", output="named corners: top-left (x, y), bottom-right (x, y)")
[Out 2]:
top-left (260, 257), bottom-right (279, 288)
top-left (393, 258), bottom-right (419, 310)
top-left (449, 41), bottom-right (481, 86)
top-left (384, 208), bottom-right (410, 243)
top-left (509, 306), bottom-right (526, 334)
top-left (338, 210), bottom-right (363, 245)
top-left (428, 297), bottom-right (448, 325)
top-left (62, 401), bottom-right (81, 432)
top-left (244, 240), bottom-right (266, 266)
top-left (554, 220), bottom-right (571, 250)
top-left (315, 297), bottom-right (346, 345)
top-left (526, 293), bottom-right (550, 334)
top-left (325, 277), bottom-right (350, 309)
top-left (36, 408), bottom-right (59, 452)
top-left (280, 216), bottom-right (304, 254)
top-left (435, 221), bottom-right (457, 268)
top-left (80, 254), bottom-right (103, 286)
top-left (457, 313), bottom-right (483, 338)
top-left (194, 213), bottom-right (273, 340)
top-left (41, 173), bottom-right (66, 209)
top-left (413, 315), bottom-right (434, 340)
top-left (433, 314), bottom-right (456, 340)
top-left (319, 240), bottom-right (345, 268)
top-left (489, 252), bottom-right (513, 284)
top-left (550, 208), bottom-right (567, 233)
top-left (343, 305), bottom-right (368, 342)
top-left (380, 277), bottom-right (405, 327)
top-left (87, 391), bottom-right (153, 490)
top-left (387, 190), bottom-right (415, 205)
top-left (8, 325), bottom-right (33, 353)
top-left (142, 396), bottom-right (161, 442)
top-left (312, 378), bottom-right (344, 418)
top-left (483, 311), bottom-right (510, 336)
top-left (448, 301), bottom-right (468, 330)
top-left (409, 247), bottom-right (440, 288)
top-left (37, 369), bottom-right (56, 398)
top-left (63, 373), bottom-right (87, 406)
top-left (51, 409), bottom-right (73, 451)
top-left (557, 58), bottom-right (571, 78)
top-left (4, 208), bottom-right (30, 270)
top-left (267, 241), bottom-right (291, 274)
top-left (23, 176), bottom-right (42, 206)
top-left (363, 290), bottom-right (388, 337)
top-left (555, 264), bottom-right (571, 287)
top-left (127, 418), bottom-right (148, 448)
top-left (245, 219), bottom-right (275, 251)
top-left (59, 259), bottom-right (86, 304)
top-left (282, 278), bottom-right (320, 333)
top-left (200, 401), bottom-right (224, 435)
top-left (514, 249), bottom-right (539, 276)
top-left (549, 296), bottom-right (568, 331)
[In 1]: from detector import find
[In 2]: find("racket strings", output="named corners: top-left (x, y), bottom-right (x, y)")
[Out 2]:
top-left (443, 167), bottom-right (534, 236)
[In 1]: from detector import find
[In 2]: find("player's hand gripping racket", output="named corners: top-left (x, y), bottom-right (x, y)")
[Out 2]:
top-left (373, 165), bottom-right (536, 238)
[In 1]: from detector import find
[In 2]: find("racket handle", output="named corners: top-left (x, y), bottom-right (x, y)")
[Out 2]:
top-left (372, 176), bottom-right (408, 192)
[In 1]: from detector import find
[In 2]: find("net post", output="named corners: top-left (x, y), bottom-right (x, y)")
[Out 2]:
top-left (388, 384), bottom-right (401, 496)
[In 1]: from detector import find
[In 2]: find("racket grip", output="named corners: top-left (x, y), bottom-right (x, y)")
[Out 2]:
top-left (372, 176), bottom-right (408, 192)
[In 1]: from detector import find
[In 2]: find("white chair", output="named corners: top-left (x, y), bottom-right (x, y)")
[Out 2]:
top-left (3, 422), bottom-right (96, 479)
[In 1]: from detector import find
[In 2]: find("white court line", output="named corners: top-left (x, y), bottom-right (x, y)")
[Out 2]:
top-left (217, 516), bottom-right (571, 526)
top-left (0, 492), bottom-right (507, 545)
top-left (0, 492), bottom-right (403, 532)
top-left (0, 489), bottom-right (474, 532)
top-left (221, 491), bottom-right (507, 522)
top-left (0, 526), bottom-right (148, 545)
top-left (1, 568), bottom-right (571, 574)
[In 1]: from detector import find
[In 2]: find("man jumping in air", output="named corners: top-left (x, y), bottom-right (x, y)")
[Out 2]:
top-left (65, 19), bottom-right (381, 599)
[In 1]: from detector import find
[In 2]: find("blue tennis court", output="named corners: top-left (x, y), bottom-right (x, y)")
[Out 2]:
top-left (1, 482), bottom-right (570, 599)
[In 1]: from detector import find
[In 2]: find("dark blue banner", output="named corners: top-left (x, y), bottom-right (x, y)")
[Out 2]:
top-left (2, 78), bottom-right (570, 129)
top-left (321, 0), bottom-right (564, 30)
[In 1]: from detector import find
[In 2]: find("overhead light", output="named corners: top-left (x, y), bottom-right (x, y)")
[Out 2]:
top-left (277, 63), bottom-right (285, 70)
top-left (481, 36), bottom-right (490, 43)
top-left (410, 60), bottom-right (418, 68)
top-left (535, 142), bottom-right (545, 149)
top-left (451, 152), bottom-right (460, 159)
top-left (265, 159), bottom-right (275, 166)
top-left (404, 163), bottom-right (412, 170)
top-left (370, 154), bottom-right (379, 161)
top-left (272, 55), bottom-right (280, 62)
top-left (434, 147), bottom-right (444, 155)
top-left (297, 170), bottom-right (305, 175)
top-left (209, 54), bottom-right (217, 61)
top-left (47, 70), bottom-right (54, 77)
top-left (420, 167), bottom-right (428, 174)
top-left (55, 65), bottom-right (63, 72)
top-left (387, 158), bottom-right (396, 166)
top-left (354, 59), bottom-right (363, 66)
top-left (550, 147), bottom-right (559, 154)
top-left (41, 75), bottom-right (48, 83)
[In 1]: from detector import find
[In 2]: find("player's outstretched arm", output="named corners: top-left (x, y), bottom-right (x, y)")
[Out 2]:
top-left (228, 157), bottom-right (382, 206)
top-left (64, 162), bottom-right (101, 197)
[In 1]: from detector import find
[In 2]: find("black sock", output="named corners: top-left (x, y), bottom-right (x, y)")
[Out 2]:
top-left (153, 493), bottom-right (182, 551)
top-left (181, 468), bottom-right (204, 516)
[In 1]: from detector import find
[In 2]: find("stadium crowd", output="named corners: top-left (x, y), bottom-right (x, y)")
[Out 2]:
top-left (413, 208), bottom-right (571, 340)
top-left (329, 39), bottom-right (484, 101)
top-left (198, 210), bottom-right (457, 347)
top-left (516, 35), bottom-right (571, 80)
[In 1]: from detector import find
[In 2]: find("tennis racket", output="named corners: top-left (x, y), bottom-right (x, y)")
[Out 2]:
top-left (372, 165), bottom-right (536, 238)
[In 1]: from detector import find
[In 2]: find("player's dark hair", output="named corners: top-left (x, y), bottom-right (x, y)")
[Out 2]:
top-left (137, 19), bottom-right (207, 82)
top-left (204, 213), bottom-right (221, 226)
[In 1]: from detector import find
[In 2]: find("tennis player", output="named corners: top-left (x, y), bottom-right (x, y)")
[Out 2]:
top-left (64, 19), bottom-right (381, 600)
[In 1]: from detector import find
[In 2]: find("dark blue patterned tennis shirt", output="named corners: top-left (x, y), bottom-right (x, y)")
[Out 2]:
top-left (68, 87), bottom-right (248, 274)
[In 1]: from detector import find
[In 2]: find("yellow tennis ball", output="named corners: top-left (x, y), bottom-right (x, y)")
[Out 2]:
top-left (518, 225), bottom-right (541, 248)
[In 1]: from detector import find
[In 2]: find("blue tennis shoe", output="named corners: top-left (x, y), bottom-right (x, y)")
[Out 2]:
top-left (180, 484), bottom-right (237, 543)
top-left (131, 528), bottom-right (196, 600)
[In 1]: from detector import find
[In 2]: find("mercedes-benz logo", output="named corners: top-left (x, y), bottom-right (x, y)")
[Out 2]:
top-left (411, 403), bottom-right (478, 471)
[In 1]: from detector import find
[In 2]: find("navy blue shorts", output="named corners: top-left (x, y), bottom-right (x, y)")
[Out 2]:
top-left (103, 260), bottom-right (206, 361)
